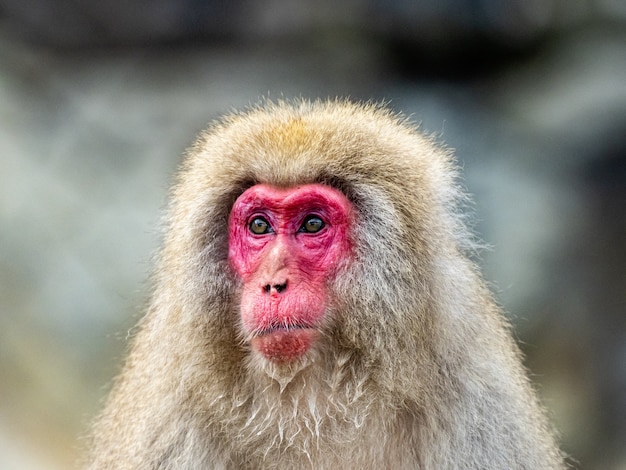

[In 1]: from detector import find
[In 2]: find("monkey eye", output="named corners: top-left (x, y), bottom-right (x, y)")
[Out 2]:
top-left (249, 217), bottom-right (273, 235)
top-left (299, 215), bottom-right (325, 233)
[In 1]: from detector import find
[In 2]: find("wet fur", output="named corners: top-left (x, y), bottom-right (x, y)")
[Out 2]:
top-left (86, 100), bottom-right (564, 469)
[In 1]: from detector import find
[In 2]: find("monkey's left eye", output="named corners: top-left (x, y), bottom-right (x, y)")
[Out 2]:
top-left (249, 217), bottom-right (272, 235)
top-left (299, 215), bottom-right (325, 233)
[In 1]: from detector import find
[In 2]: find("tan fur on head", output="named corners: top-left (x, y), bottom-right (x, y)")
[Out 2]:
top-left (86, 100), bottom-right (565, 469)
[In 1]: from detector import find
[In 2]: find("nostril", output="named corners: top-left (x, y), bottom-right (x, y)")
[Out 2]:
top-left (273, 282), bottom-right (287, 293)
top-left (262, 282), bottom-right (287, 294)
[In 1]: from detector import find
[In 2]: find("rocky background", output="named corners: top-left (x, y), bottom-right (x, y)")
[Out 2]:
top-left (0, 1), bottom-right (625, 468)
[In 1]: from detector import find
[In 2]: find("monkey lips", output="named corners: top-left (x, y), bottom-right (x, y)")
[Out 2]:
top-left (251, 327), bottom-right (319, 364)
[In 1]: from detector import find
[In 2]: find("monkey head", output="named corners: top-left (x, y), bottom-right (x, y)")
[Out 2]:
top-left (87, 101), bottom-right (565, 469)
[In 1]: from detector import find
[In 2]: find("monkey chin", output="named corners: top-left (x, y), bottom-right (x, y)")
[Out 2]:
top-left (251, 328), bottom-right (319, 364)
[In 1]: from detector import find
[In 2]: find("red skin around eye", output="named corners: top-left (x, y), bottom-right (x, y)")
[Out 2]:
top-left (228, 184), bottom-right (353, 363)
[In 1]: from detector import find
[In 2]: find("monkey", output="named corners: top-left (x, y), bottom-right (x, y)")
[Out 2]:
top-left (86, 100), bottom-right (565, 469)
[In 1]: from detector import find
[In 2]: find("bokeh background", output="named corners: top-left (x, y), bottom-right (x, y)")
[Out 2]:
top-left (1, 1), bottom-right (625, 468)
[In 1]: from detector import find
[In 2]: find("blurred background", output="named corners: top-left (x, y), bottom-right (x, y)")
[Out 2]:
top-left (0, 1), bottom-right (624, 468)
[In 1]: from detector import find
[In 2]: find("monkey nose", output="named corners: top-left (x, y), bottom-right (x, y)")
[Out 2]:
top-left (263, 281), bottom-right (288, 295)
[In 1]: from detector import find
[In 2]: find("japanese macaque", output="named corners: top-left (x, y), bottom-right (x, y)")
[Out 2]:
top-left (87, 100), bottom-right (564, 469)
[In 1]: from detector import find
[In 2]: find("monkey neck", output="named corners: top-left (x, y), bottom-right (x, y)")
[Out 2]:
top-left (207, 347), bottom-right (405, 465)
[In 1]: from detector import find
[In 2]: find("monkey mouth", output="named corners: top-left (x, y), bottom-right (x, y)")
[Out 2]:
top-left (251, 325), bottom-right (318, 364)
top-left (256, 323), bottom-right (312, 336)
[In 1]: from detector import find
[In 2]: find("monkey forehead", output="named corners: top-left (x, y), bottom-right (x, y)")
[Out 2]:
top-left (230, 184), bottom-right (353, 222)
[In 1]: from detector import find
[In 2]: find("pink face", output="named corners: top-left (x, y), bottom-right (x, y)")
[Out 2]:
top-left (228, 184), bottom-right (353, 363)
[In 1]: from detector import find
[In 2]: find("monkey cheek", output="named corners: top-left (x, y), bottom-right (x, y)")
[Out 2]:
top-left (251, 329), bottom-right (319, 364)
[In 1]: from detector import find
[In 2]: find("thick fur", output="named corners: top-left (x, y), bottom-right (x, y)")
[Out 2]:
top-left (86, 100), bottom-right (564, 469)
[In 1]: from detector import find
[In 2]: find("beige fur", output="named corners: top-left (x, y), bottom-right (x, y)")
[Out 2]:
top-left (86, 100), bottom-right (565, 469)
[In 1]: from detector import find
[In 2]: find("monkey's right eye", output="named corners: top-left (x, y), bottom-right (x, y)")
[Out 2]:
top-left (249, 217), bottom-right (272, 235)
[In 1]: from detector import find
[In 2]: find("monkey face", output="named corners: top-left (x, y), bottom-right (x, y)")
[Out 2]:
top-left (228, 183), bottom-right (353, 363)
